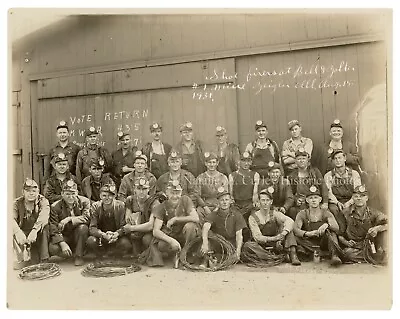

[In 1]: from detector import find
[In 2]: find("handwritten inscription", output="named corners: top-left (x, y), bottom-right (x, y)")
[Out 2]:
top-left (193, 61), bottom-right (356, 101)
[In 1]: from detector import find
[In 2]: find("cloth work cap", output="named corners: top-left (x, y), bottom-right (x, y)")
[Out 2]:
top-left (167, 179), bottom-right (183, 191)
top-left (259, 187), bottom-right (274, 199)
top-left (240, 151), bottom-right (252, 160)
top-left (180, 121), bottom-right (193, 132)
top-left (330, 119), bottom-right (343, 129)
top-left (353, 185), bottom-right (368, 195)
top-left (150, 122), bottom-right (162, 132)
top-left (85, 126), bottom-right (99, 137)
top-left (62, 179), bottom-right (78, 192)
top-left (90, 158), bottom-right (105, 169)
top-left (135, 178), bottom-right (150, 189)
top-left (216, 186), bottom-right (230, 199)
top-left (306, 185), bottom-right (321, 197)
top-left (288, 120), bottom-right (300, 130)
top-left (295, 147), bottom-right (309, 158)
top-left (255, 120), bottom-right (267, 131)
top-left (117, 131), bottom-right (130, 140)
top-left (100, 184), bottom-right (117, 195)
top-left (54, 152), bottom-right (68, 163)
top-left (268, 161), bottom-right (281, 171)
top-left (56, 120), bottom-right (69, 130)
top-left (134, 150), bottom-right (148, 162)
top-left (168, 150), bottom-right (182, 160)
top-left (23, 178), bottom-right (39, 189)
top-left (204, 152), bottom-right (218, 162)
top-left (215, 126), bottom-right (227, 136)
top-left (330, 149), bottom-right (345, 159)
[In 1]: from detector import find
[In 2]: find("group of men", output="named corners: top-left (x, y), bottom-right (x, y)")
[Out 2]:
top-left (12, 118), bottom-right (388, 270)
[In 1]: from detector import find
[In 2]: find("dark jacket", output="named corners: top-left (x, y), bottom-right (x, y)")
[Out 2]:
top-left (89, 200), bottom-right (126, 237)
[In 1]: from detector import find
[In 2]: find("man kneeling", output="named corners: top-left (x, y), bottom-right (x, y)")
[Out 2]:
top-left (243, 187), bottom-right (301, 266)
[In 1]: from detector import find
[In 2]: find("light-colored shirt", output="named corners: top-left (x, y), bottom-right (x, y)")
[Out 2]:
top-left (281, 137), bottom-right (313, 166)
top-left (324, 167), bottom-right (362, 205)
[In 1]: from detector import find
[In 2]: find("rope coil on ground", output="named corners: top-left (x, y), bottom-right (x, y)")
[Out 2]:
top-left (18, 263), bottom-right (61, 281)
top-left (241, 247), bottom-right (286, 268)
top-left (180, 234), bottom-right (238, 272)
top-left (81, 260), bottom-right (141, 278)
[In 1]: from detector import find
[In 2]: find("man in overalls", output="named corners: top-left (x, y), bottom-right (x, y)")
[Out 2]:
top-left (49, 180), bottom-right (90, 266)
top-left (142, 122), bottom-right (172, 179)
top-left (228, 151), bottom-right (260, 223)
top-left (122, 178), bottom-right (163, 256)
top-left (337, 185), bottom-right (388, 264)
top-left (86, 184), bottom-right (132, 257)
top-left (156, 150), bottom-right (198, 206)
top-left (293, 185), bottom-right (342, 266)
top-left (244, 120), bottom-right (282, 191)
top-left (287, 148), bottom-right (329, 221)
top-left (265, 161), bottom-right (294, 215)
top-left (44, 120), bottom-right (81, 183)
top-left (195, 152), bottom-right (229, 224)
top-left (320, 119), bottom-right (361, 174)
top-left (212, 126), bottom-right (240, 177)
top-left (281, 120), bottom-right (313, 176)
top-left (111, 131), bottom-right (138, 189)
top-left (75, 126), bottom-right (112, 184)
top-left (81, 158), bottom-right (115, 203)
top-left (13, 179), bottom-right (50, 269)
top-left (175, 121), bottom-right (206, 177)
top-left (324, 149), bottom-right (362, 234)
top-left (118, 151), bottom-right (157, 201)
top-left (200, 188), bottom-right (247, 263)
top-left (44, 152), bottom-right (80, 204)
top-left (244, 188), bottom-right (301, 265)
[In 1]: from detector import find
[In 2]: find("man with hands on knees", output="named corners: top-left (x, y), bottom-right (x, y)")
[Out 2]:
top-left (49, 180), bottom-right (90, 266)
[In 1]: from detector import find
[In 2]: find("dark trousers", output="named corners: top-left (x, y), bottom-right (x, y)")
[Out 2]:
top-left (328, 203), bottom-right (347, 234)
top-left (49, 224), bottom-right (89, 258)
top-left (86, 235), bottom-right (132, 256)
top-left (14, 224), bottom-right (50, 263)
top-left (129, 232), bottom-right (154, 256)
top-left (157, 222), bottom-right (200, 254)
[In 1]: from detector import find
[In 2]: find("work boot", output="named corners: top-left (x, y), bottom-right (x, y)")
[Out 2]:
top-left (290, 251), bottom-right (301, 266)
top-left (74, 257), bottom-right (84, 266)
top-left (330, 254), bottom-right (342, 267)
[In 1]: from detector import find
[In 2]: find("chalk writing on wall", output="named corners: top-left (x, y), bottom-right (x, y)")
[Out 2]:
top-left (192, 61), bottom-right (356, 101)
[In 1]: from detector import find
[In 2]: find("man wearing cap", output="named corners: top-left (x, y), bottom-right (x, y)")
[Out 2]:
top-left (195, 152), bottom-right (229, 224)
top-left (142, 122), bottom-right (172, 179)
top-left (293, 185), bottom-right (342, 266)
top-left (122, 178), bottom-right (163, 256)
top-left (243, 188), bottom-right (301, 265)
top-left (111, 131), bottom-right (138, 188)
top-left (228, 151), bottom-right (260, 226)
top-left (281, 120), bottom-right (313, 176)
top-left (245, 120), bottom-right (282, 189)
top-left (49, 180), bottom-right (90, 266)
top-left (200, 188), bottom-right (247, 262)
top-left (212, 126), bottom-right (240, 177)
top-left (86, 184), bottom-right (132, 257)
top-left (44, 120), bottom-right (81, 182)
top-left (336, 185), bottom-right (388, 264)
top-left (13, 179), bottom-right (50, 268)
top-left (175, 121), bottom-right (206, 178)
top-left (150, 180), bottom-right (200, 268)
top-left (118, 151), bottom-right (157, 202)
top-left (320, 119), bottom-right (360, 174)
top-left (324, 149), bottom-right (362, 234)
top-left (75, 126), bottom-right (113, 184)
top-left (265, 161), bottom-right (294, 215)
top-left (44, 152), bottom-right (80, 204)
top-left (287, 148), bottom-right (329, 221)
top-left (156, 150), bottom-right (198, 205)
top-left (81, 158), bottom-right (115, 203)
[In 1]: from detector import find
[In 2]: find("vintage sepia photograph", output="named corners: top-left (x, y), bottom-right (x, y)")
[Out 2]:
top-left (7, 8), bottom-right (392, 310)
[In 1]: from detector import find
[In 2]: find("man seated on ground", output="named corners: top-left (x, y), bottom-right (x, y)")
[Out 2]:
top-left (86, 184), bottom-right (132, 257)
top-left (13, 179), bottom-right (50, 269)
top-left (243, 187), bottom-right (301, 265)
top-left (44, 153), bottom-right (80, 204)
top-left (336, 185), bottom-right (388, 264)
top-left (265, 161), bottom-right (294, 215)
top-left (195, 152), bottom-right (229, 224)
top-left (81, 158), bottom-right (115, 203)
top-left (293, 185), bottom-right (342, 266)
top-left (151, 180), bottom-right (200, 268)
top-left (49, 180), bottom-right (90, 266)
top-left (122, 178), bottom-right (163, 256)
top-left (156, 150), bottom-right (198, 205)
top-left (228, 151), bottom-right (260, 222)
top-left (324, 150), bottom-right (362, 234)
top-left (200, 187), bottom-right (247, 265)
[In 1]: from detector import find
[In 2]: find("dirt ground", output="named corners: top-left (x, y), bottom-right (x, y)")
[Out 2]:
top-left (7, 257), bottom-right (392, 310)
